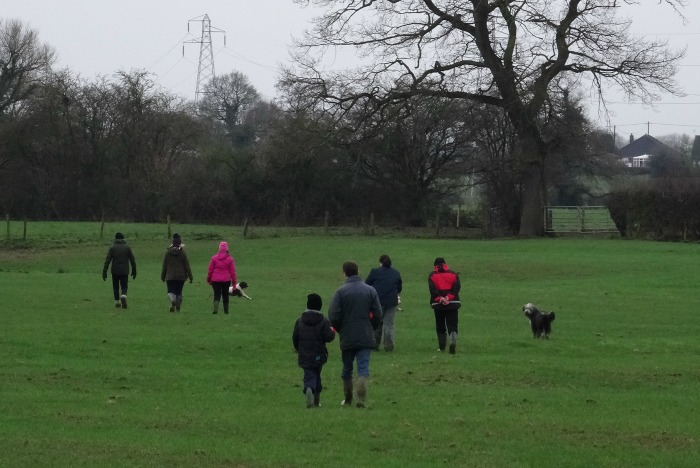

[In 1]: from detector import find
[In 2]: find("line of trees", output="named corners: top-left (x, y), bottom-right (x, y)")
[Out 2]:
top-left (0, 5), bottom-right (691, 235)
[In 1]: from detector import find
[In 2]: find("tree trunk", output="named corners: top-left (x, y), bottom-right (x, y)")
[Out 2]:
top-left (517, 133), bottom-right (546, 236)
top-left (519, 164), bottom-right (544, 236)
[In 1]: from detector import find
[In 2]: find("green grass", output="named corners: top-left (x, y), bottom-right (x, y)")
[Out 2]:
top-left (1, 226), bottom-right (699, 467)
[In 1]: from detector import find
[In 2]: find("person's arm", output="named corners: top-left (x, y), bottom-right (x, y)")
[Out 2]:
top-left (102, 248), bottom-right (112, 280)
top-left (161, 253), bottom-right (167, 282)
top-left (206, 258), bottom-right (214, 284)
top-left (449, 273), bottom-right (461, 300)
top-left (182, 250), bottom-right (193, 282)
top-left (396, 271), bottom-right (403, 294)
top-left (328, 292), bottom-right (342, 331)
top-left (129, 248), bottom-right (137, 279)
top-left (292, 321), bottom-right (300, 351)
top-left (323, 319), bottom-right (336, 343)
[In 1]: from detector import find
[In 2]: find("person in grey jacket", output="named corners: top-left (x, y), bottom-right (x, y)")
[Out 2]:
top-left (329, 261), bottom-right (382, 408)
top-left (365, 254), bottom-right (402, 352)
top-left (102, 232), bottom-right (137, 309)
top-left (161, 233), bottom-right (193, 312)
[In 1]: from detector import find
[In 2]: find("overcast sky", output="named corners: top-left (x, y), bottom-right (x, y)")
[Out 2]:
top-left (2, 0), bottom-right (700, 140)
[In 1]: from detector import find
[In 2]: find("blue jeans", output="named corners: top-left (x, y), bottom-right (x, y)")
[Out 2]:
top-left (341, 348), bottom-right (371, 381)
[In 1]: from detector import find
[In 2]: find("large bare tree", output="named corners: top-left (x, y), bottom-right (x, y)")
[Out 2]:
top-left (0, 19), bottom-right (55, 115)
top-left (286, 0), bottom-right (685, 235)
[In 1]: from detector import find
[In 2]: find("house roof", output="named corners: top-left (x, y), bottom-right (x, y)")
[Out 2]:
top-left (616, 134), bottom-right (675, 158)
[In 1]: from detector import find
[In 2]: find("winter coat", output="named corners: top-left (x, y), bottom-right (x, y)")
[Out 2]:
top-left (329, 275), bottom-right (383, 350)
top-left (207, 252), bottom-right (236, 284)
top-left (365, 265), bottom-right (402, 309)
top-left (292, 309), bottom-right (336, 368)
top-left (103, 239), bottom-right (136, 277)
top-left (161, 246), bottom-right (193, 282)
top-left (428, 264), bottom-right (461, 311)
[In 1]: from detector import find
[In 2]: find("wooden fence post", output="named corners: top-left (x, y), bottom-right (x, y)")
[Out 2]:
top-left (23, 219), bottom-right (27, 240)
top-left (5, 214), bottom-right (9, 241)
top-left (324, 211), bottom-right (330, 234)
top-left (370, 212), bottom-right (375, 236)
top-left (167, 214), bottom-right (171, 240)
top-left (243, 218), bottom-right (249, 238)
top-left (436, 212), bottom-right (440, 237)
top-left (456, 204), bottom-right (461, 229)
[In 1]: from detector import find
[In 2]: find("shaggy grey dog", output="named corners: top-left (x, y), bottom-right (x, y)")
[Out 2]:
top-left (522, 303), bottom-right (556, 339)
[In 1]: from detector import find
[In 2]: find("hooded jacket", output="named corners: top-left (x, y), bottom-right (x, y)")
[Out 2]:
top-left (103, 239), bottom-right (136, 277)
top-left (292, 310), bottom-right (336, 368)
top-left (161, 246), bottom-right (193, 282)
top-left (329, 276), bottom-right (383, 350)
top-left (428, 262), bottom-right (461, 311)
top-left (207, 250), bottom-right (236, 284)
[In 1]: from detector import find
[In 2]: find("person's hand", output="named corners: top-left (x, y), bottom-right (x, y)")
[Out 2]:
top-left (102, 272), bottom-right (107, 281)
top-left (440, 296), bottom-right (450, 306)
top-left (189, 278), bottom-right (193, 283)
top-left (161, 278), bottom-right (165, 282)
top-left (131, 272), bottom-right (137, 279)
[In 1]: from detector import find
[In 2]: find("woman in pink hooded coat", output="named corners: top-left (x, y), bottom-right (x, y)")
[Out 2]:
top-left (207, 241), bottom-right (237, 314)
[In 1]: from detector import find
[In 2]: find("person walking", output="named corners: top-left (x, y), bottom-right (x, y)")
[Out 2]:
top-left (429, 257), bottom-right (462, 354)
top-left (329, 261), bottom-right (382, 408)
top-left (102, 232), bottom-right (137, 309)
top-left (365, 254), bottom-right (402, 352)
top-left (207, 241), bottom-right (236, 315)
top-left (160, 233), bottom-right (193, 312)
top-left (292, 293), bottom-right (336, 408)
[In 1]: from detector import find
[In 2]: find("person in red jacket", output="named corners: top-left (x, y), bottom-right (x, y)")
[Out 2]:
top-left (207, 241), bottom-right (237, 315)
top-left (428, 257), bottom-right (461, 354)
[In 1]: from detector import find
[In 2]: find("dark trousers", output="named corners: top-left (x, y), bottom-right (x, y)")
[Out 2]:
top-left (212, 281), bottom-right (231, 310)
top-left (111, 274), bottom-right (128, 300)
top-left (166, 280), bottom-right (185, 296)
top-left (434, 309), bottom-right (458, 334)
top-left (302, 367), bottom-right (324, 394)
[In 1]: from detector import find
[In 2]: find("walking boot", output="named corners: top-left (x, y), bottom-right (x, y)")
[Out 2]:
top-left (356, 376), bottom-right (368, 408)
top-left (168, 293), bottom-right (176, 312)
top-left (449, 331), bottom-right (458, 354)
top-left (437, 332), bottom-right (447, 352)
top-left (314, 393), bottom-right (321, 407)
top-left (212, 300), bottom-right (220, 314)
top-left (175, 295), bottom-right (182, 312)
top-left (223, 303), bottom-right (229, 315)
top-left (341, 379), bottom-right (353, 406)
top-left (305, 387), bottom-right (314, 408)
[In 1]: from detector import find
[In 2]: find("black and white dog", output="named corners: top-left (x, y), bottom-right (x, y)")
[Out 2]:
top-left (228, 281), bottom-right (252, 300)
top-left (522, 303), bottom-right (555, 339)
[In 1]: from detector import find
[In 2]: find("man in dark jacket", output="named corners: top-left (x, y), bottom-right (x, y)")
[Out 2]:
top-left (429, 257), bottom-right (461, 354)
top-left (329, 261), bottom-right (382, 408)
top-left (102, 232), bottom-right (137, 309)
top-left (366, 254), bottom-right (402, 352)
top-left (293, 293), bottom-right (336, 408)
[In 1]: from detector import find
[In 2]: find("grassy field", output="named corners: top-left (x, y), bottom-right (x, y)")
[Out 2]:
top-left (1, 224), bottom-right (699, 467)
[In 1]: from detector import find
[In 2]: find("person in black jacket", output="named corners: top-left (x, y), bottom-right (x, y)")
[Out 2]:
top-left (102, 232), bottom-right (137, 309)
top-left (429, 257), bottom-right (461, 354)
top-left (365, 254), bottom-right (402, 352)
top-left (292, 293), bottom-right (336, 408)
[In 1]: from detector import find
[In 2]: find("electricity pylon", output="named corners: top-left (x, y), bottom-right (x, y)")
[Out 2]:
top-left (183, 14), bottom-right (225, 105)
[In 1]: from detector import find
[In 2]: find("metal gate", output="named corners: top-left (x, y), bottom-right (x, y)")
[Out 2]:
top-left (544, 206), bottom-right (619, 233)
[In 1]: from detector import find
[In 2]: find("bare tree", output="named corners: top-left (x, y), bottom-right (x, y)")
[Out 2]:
top-left (0, 19), bottom-right (55, 115)
top-left (285, 0), bottom-right (685, 235)
top-left (198, 71), bottom-right (260, 147)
